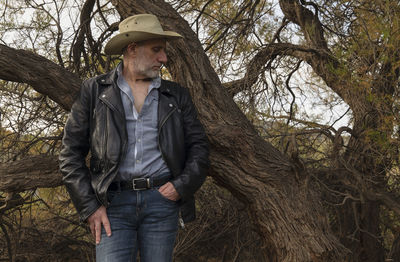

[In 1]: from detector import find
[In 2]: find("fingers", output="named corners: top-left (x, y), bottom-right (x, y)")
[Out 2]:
top-left (158, 182), bottom-right (170, 197)
top-left (158, 182), bottom-right (168, 193)
top-left (95, 219), bottom-right (102, 244)
top-left (158, 182), bottom-right (180, 201)
top-left (87, 206), bottom-right (112, 245)
top-left (102, 216), bottom-right (112, 237)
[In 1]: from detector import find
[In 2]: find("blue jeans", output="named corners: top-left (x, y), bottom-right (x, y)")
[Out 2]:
top-left (96, 181), bottom-right (179, 262)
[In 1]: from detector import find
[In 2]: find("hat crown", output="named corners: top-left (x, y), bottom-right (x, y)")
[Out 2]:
top-left (105, 14), bottom-right (182, 55)
top-left (119, 14), bottom-right (164, 34)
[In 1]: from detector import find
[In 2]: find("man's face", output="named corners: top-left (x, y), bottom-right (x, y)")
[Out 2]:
top-left (132, 38), bottom-right (168, 79)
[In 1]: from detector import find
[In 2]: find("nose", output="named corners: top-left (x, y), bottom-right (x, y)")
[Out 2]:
top-left (158, 49), bottom-right (167, 64)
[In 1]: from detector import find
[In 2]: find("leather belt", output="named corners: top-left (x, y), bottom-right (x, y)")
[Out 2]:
top-left (109, 175), bottom-right (171, 191)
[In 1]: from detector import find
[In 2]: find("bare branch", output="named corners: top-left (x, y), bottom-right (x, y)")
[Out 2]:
top-left (190, 0), bottom-right (216, 36)
top-left (204, 0), bottom-right (259, 52)
top-left (224, 42), bottom-right (319, 96)
top-left (71, 0), bottom-right (96, 73)
top-left (271, 17), bottom-right (289, 43)
top-left (285, 60), bottom-right (302, 124)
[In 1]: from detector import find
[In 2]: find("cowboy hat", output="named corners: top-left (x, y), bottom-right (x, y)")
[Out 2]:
top-left (104, 14), bottom-right (183, 55)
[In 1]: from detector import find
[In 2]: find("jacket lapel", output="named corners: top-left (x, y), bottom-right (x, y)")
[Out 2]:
top-left (158, 81), bottom-right (177, 128)
top-left (97, 67), bottom-right (125, 119)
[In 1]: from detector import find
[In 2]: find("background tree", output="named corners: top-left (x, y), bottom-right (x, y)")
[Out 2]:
top-left (0, 0), bottom-right (400, 261)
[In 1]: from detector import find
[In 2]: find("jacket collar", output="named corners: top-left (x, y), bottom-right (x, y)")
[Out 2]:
top-left (96, 66), bottom-right (125, 117)
top-left (97, 65), bottom-right (119, 86)
top-left (159, 80), bottom-right (173, 95)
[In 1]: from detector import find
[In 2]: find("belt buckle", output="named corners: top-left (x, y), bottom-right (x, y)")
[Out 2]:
top-left (132, 178), bottom-right (150, 190)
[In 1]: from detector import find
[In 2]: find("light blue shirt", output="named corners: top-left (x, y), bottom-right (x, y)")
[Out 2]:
top-left (116, 63), bottom-right (170, 180)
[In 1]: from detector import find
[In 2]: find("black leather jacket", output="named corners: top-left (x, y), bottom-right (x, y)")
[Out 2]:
top-left (59, 67), bottom-right (209, 222)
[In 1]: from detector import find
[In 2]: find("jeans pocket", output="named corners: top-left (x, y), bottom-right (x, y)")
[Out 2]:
top-left (107, 191), bottom-right (119, 205)
top-left (154, 188), bottom-right (177, 204)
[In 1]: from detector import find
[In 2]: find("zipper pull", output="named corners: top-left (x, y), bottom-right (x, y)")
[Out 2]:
top-left (179, 217), bottom-right (185, 230)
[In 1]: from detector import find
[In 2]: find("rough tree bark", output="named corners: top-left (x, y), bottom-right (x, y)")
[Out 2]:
top-left (0, 155), bottom-right (61, 192)
top-left (0, 0), bottom-right (351, 261)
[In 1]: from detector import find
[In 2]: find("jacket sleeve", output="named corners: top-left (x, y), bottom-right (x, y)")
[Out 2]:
top-left (171, 87), bottom-right (210, 201)
top-left (59, 80), bottom-right (101, 222)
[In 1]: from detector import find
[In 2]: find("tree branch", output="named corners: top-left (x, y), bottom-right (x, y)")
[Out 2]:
top-left (279, 0), bottom-right (327, 50)
top-left (0, 44), bottom-right (80, 111)
top-left (277, 0), bottom-right (365, 112)
top-left (71, 0), bottom-right (96, 73)
top-left (224, 42), bottom-right (318, 96)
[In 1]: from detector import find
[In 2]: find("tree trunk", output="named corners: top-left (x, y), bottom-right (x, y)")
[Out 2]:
top-left (334, 107), bottom-right (393, 261)
top-left (336, 136), bottom-right (387, 261)
top-left (0, 155), bottom-right (61, 192)
top-left (337, 199), bottom-right (384, 261)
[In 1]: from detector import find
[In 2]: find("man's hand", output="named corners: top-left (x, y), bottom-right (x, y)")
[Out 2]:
top-left (87, 206), bottom-right (111, 244)
top-left (158, 182), bottom-right (180, 201)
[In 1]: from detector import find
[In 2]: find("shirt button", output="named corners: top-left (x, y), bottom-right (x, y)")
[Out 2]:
top-left (138, 138), bottom-right (141, 142)
top-left (136, 159), bottom-right (141, 163)
top-left (169, 103), bottom-right (173, 107)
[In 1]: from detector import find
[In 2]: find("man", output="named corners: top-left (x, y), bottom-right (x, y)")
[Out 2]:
top-left (59, 14), bottom-right (209, 262)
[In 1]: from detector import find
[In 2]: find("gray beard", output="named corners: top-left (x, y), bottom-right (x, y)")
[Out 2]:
top-left (133, 60), bottom-right (159, 79)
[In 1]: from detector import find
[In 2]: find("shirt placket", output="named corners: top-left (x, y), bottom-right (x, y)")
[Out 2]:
top-left (132, 100), bottom-right (142, 174)
top-left (133, 88), bottom-right (155, 175)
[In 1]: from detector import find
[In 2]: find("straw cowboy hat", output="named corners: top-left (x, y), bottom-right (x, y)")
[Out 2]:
top-left (104, 14), bottom-right (183, 55)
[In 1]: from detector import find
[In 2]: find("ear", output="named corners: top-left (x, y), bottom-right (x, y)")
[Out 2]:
top-left (125, 43), bottom-right (138, 57)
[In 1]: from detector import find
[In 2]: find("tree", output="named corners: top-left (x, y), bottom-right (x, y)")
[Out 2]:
top-left (1, 0), bottom-right (400, 261)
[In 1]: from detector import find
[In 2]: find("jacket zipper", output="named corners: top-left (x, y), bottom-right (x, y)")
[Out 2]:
top-left (157, 106), bottom-right (176, 161)
top-left (157, 104), bottom-right (185, 227)
top-left (96, 97), bottom-right (127, 206)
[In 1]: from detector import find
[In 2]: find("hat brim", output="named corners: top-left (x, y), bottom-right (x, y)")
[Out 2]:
top-left (104, 30), bottom-right (183, 55)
